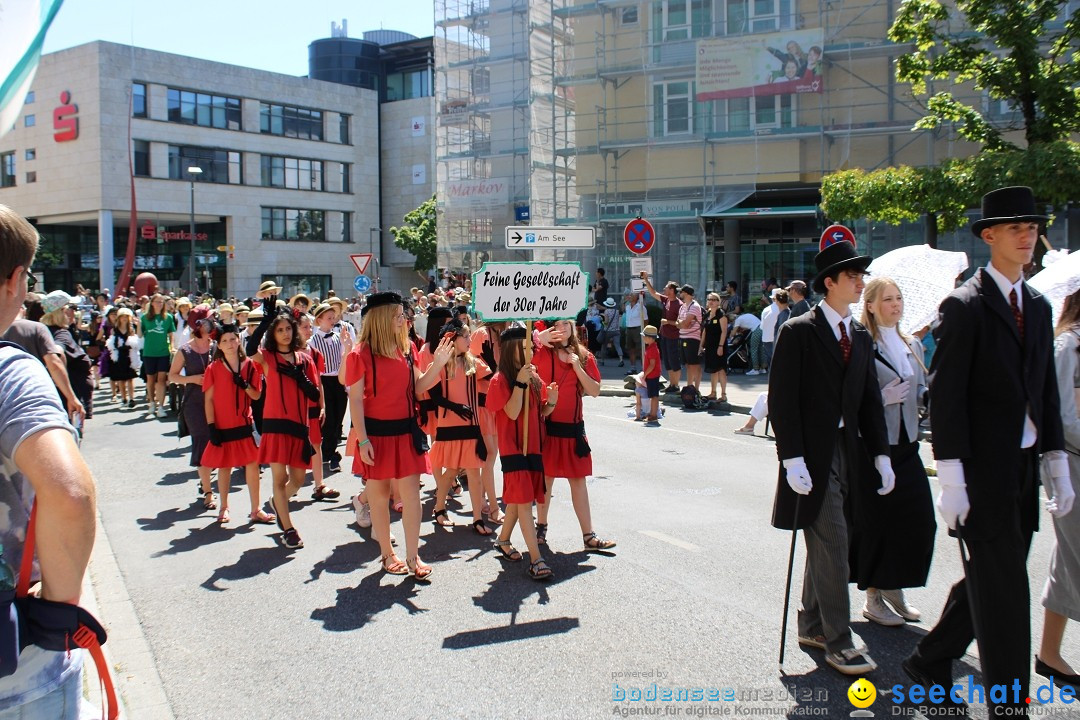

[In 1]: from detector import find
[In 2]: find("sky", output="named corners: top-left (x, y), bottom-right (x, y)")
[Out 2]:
top-left (41, 0), bottom-right (437, 76)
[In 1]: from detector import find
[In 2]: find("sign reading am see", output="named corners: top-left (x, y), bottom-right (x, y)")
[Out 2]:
top-left (471, 262), bottom-right (590, 323)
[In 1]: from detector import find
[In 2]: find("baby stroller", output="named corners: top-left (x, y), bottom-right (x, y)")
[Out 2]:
top-left (725, 331), bottom-right (752, 372)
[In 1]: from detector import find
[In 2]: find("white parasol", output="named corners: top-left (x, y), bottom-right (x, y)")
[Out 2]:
top-left (851, 244), bottom-right (969, 335)
top-left (1028, 249), bottom-right (1080, 327)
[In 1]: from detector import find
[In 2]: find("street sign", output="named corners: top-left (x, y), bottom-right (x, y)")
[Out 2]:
top-left (624, 218), bottom-right (655, 255)
top-left (629, 257), bottom-right (653, 292)
top-left (819, 224), bottom-right (856, 251)
top-left (349, 253), bottom-right (374, 274)
top-left (353, 275), bottom-right (372, 293)
top-left (504, 226), bottom-right (595, 249)
top-left (472, 262), bottom-right (589, 323)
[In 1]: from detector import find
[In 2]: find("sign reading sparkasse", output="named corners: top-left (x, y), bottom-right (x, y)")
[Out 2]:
top-left (471, 262), bottom-right (589, 323)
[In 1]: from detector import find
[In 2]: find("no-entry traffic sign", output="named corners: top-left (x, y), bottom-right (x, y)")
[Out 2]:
top-left (819, 224), bottom-right (856, 251)
top-left (624, 218), bottom-right (655, 255)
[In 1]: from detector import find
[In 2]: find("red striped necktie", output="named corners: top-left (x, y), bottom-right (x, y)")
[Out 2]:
top-left (838, 321), bottom-right (851, 364)
top-left (1009, 288), bottom-right (1024, 341)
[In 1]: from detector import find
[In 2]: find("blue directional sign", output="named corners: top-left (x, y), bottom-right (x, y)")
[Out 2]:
top-left (353, 275), bottom-right (372, 293)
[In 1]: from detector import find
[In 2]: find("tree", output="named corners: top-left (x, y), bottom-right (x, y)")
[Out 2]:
top-left (819, 0), bottom-right (1080, 239)
top-left (390, 195), bottom-right (438, 273)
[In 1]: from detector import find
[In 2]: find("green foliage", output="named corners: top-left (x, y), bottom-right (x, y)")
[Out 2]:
top-left (390, 195), bottom-right (438, 272)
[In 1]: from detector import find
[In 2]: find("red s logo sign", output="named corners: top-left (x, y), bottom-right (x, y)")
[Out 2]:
top-left (54, 91), bottom-right (78, 142)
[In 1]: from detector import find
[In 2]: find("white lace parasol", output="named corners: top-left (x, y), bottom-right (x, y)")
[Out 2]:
top-left (1028, 249), bottom-right (1080, 327)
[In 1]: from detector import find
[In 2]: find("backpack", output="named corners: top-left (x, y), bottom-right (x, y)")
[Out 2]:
top-left (680, 385), bottom-right (710, 410)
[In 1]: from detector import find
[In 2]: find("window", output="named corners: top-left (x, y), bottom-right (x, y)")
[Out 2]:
top-left (621, 6), bottom-right (639, 24)
top-left (259, 103), bottom-right (324, 141)
top-left (721, 94), bottom-right (794, 131)
top-left (653, 81), bottom-right (692, 136)
top-left (24, 91), bottom-right (34, 105)
top-left (340, 163), bottom-right (351, 193)
top-left (723, 0), bottom-right (793, 33)
top-left (166, 88), bottom-right (241, 130)
top-left (1, 153), bottom-right (14, 188)
top-left (25, 172), bottom-right (36, 184)
top-left (260, 155), bottom-right (324, 191)
top-left (24, 149), bottom-right (35, 161)
top-left (262, 274), bottom-right (331, 300)
top-left (341, 212), bottom-right (352, 243)
top-left (168, 145), bottom-right (242, 184)
top-left (24, 115), bottom-right (35, 128)
top-left (662, 0), bottom-right (689, 40)
top-left (133, 140), bottom-right (150, 177)
top-left (261, 208), bottom-right (326, 242)
top-left (339, 114), bottom-right (350, 144)
top-left (132, 83), bottom-right (147, 118)
top-left (471, 68), bottom-right (491, 95)
top-left (386, 69), bottom-right (433, 101)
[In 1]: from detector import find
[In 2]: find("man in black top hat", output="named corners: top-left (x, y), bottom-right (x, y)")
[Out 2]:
top-left (768, 234), bottom-right (894, 675)
top-left (904, 187), bottom-right (1070, 718)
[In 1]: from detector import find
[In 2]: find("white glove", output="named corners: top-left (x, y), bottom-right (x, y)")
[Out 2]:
top-left (936, 460), bottom-right (970, 530)
top-left (783, 458), bottom-right (812, 495)
top-left (1044, 452), bottom-right (1075, 518)
top-left (875, 455), bottom-right (895, 495)
top-left (881, 378), bottom-right (911, 405)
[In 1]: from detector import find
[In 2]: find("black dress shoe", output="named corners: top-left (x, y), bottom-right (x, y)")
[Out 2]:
top-left (1035, 656), bottom-right (1080, 690)
top-left (902, 656), bottom-right (969, 717)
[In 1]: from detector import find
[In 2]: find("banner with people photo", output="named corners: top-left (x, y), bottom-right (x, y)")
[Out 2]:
top-left (695, 28), bottom-right (824, 101)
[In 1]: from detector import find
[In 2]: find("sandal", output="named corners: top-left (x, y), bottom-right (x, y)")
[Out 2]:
top-left (433, 507), bottom-right (455, 527)
top-left (249, 509), bottom-right (276, 525)
top-left (449, 479), bottom-right (463, 496)
top-left (528, 558), bottom-right (553, 581)
top-left (391, 501), bottom-right (403, 513)
top-left (472, 519), bottom-right (493, 536)
top-left (535, 522), bottom-right (548, 545)
top-left (203, 492), bottom-right (217, 510)
top-left (583, 531), bottom-right (617, 551)
top-left (493, 539), bottom-right (522, 562)
top-left (719, 394), bottom-right (728, 403)
top-left (407, 556), bottom-right (433, 582)
top-left (313, 485), bottom-right (340, 501)
top-left (381, 554), bottom-right (408, 575)
top-left (282, 527), bottom-right (304, 549)
top-left (217, 507), bottom-right (230, 524)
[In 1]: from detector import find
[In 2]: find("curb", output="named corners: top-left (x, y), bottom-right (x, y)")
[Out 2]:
top-left (86, 512), bottom-right (175, 719)
top-left (598, 384), bottom-right (751, 414)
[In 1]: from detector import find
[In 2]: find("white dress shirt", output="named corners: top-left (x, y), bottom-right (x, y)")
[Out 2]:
top-left (983, 262), bottom-right (1037, 448)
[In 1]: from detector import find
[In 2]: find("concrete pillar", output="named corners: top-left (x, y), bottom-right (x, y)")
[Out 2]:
top-left (723, 219), bottom-right (740, 293)
top-left (98, 210), bottom-right (114, 294)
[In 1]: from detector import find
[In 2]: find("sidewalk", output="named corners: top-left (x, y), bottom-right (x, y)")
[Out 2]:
top-left (594, 356), bottom-right (767, 414)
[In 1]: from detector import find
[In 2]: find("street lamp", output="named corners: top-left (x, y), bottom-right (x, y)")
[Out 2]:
top-left (369, 226), bottom-right (381, 292)
top-left (187, 166), bottom-right (203, 296)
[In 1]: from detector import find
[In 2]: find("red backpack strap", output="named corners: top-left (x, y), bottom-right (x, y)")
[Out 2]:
top-left (16, 500), bottom-right (36, 598)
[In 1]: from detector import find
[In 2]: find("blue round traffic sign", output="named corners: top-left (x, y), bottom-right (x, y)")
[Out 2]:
top-left (353, 275), bottom-right (372, 293)
top-left (819, 224), bottom-right (857, 251)
top-left (624, 218), bottom-right (655, 255)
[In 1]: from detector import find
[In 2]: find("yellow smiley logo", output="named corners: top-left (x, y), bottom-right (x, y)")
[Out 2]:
top-left (848, 678), bottom-right (876, 708)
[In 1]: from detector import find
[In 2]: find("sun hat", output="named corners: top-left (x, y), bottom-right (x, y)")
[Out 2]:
top-left (603, 297), bottom-right (616, 308)
top-left (41, 290), bottom-right (77, 315)
top-left (312, 303), bottom-right (334, 319)
top-left (642, 325), bottom-right (659, 338)
top-left (256, 281), bottom-right (282, 298)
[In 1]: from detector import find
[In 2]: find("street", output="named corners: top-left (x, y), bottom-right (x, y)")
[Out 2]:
top-left (79, 384), bottom-right (1072, 720)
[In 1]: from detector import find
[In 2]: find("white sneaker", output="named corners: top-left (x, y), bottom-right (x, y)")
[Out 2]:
top-left (746, 369), bottom-right (760, 376)
top-left (880, 589), bottom-right (921, 622)
top-left (352, 494), bottom-right (371, 528)
top-left (155, 407), bottom-right (166, 418)
top-left (733, 426), bottom-right (755, 435)
top-left (826, 647), bottom-right (877, 675)
top-left (863, 589), bottom-right (905, 627)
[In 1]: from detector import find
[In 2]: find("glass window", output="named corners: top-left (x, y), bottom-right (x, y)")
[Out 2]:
top-left (259, 103), bottom-right (323, 140)
top-left (339, 114), bottom-right (350, 144)
top-left (24, 91), bottom-right (34, 105)
top-left (260, 155), bottom-right (324, 190)
top-left (133, 140), bottom-right (150, 177)
top-left (261, 208), bottom-right (325, 241)
top-left (24, 149), bottom-right (35, 161)
top-left (1, 152), bottom-right (15, 188)
top-left (663, 0), bottom-right (689, 39)
top-left (165, 87), bottom-right (241, 130)
top-left (341, 212), bottom-right (352, 243)
top-left (720, 95), bottom-right (794, 131)
top-left (262, 274), bottom-right (331, 299)
top-left (621, 6), bottom-right (639, 24)
top-left (340, 163), bottom-right (351, 193)
top-left (132, 83), bottom-right (147, 118)
top-left (653, 81), bottom-right (692, 136)
top-left (724, 0), bottom-right (788, 33)
top-left (24, 115), bottom-right (35, 128)
top-left (168, 145), bottom-right (242, 184)
top-left (25, 171), bottom-right (35, 184)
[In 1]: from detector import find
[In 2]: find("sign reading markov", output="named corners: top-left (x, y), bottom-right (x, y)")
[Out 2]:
top-left (471, 262), bottom-right (589, 323)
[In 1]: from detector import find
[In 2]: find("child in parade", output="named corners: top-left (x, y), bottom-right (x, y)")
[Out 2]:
top-left (201, 322), bottom-right (276, 525)
top-left (471, 321), bottom-right (508, 522)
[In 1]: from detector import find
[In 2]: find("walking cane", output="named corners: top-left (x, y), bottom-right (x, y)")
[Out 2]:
top-left (779, 494), bottom-right (801, 673)
top-left (955, 525), bottom-right (986, 666)
top-left (522, 321), bottom-right (533, 454)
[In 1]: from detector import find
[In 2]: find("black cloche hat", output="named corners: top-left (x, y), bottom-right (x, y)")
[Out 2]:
top-left (811, 239), bottom-right (872, 293)
top-left (970, 186), bottom-right (1048, 238)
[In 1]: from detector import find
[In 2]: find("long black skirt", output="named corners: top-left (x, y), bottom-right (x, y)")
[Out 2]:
top-left (848, 437), bottom-right (937, 590)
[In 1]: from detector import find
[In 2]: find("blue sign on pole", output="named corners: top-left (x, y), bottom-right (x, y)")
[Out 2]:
top-left (353, 275), bottom-right (372, 293)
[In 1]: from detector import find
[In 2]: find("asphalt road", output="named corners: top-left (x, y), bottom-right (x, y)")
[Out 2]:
top-left (80, 388), bottom-right (1075, 720)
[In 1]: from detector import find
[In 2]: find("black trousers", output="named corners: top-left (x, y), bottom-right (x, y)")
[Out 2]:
top-left (320, 375), bottom-right (347, 460)
top-left (913, 451), bottom-right (1037, 717)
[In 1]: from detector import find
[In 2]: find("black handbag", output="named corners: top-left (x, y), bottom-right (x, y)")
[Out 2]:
top-left (177, 391), bottom-right (189, 438)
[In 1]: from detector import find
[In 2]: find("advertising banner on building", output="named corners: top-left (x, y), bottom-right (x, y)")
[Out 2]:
top-left (444, 177), bottom-right (510, 210)
top-left (695, 28), bottom-right (824, 101)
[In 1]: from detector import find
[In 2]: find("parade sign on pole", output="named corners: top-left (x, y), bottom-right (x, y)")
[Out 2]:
top-left (471, 262), bottom-right (589, 323)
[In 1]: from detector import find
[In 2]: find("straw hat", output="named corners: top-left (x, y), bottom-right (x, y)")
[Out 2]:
top-left (256, 281), bottom-right (282, 299)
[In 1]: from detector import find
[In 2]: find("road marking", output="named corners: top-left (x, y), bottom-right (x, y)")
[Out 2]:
top-left (591, 413), bottom-right (749, 445)
top-left (639, 530), bottom-right (701, 552)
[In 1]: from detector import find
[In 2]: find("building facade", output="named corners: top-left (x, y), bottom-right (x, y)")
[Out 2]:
top-left (0, 35), bottom-right (435, 299)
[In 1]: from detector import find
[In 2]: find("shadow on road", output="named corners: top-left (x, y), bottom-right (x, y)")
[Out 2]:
top-left (152, 516), bottom-right (251, 557)
top-left (201, 546), bottom-right (297, 591)
top-left (158, 470), bottom-right (198, 486)
top-left (442, 616), bottom-right (580, 650)
top-left (154, 445), bottom-right (190, 459)
top-left (136, 504), bottom-right (205, 532)
top-left (310, 571), bottom-right (429, 631)
top-left (306, 538), bottom-right (378, 584)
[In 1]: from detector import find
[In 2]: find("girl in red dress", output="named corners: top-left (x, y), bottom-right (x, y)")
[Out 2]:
top-left (248, 301), bottom-right (322, 550)
top-left (428, 319), bottom-right (494, 535)
top-left (345, 292), bottom-right (453, 581)
top-left (298, 309), bottom-right (339, 501)
top-left (202, 323), bottom-right (276, 525)
top-left (470, 321), bottom-right (508, 522)
top-left (534, 319), bottom-right (616, 551)
top-left (488, 327), bottom-right (559, 580)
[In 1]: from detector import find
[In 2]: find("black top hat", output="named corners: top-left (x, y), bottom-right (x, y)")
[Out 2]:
top-left (500, 326), bottom-right (527, 343)
top-left (970, 186), bottom-right (1047, 238)
top-left (360, 291), bottom-right (403, 317)
top-left (812, 240), bottom-right (872, 293)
